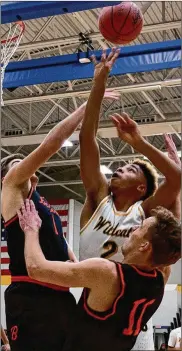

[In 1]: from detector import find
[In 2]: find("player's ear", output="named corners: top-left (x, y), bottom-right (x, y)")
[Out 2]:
top-left (137, 184), bottom-right (146, 196)
top-left (139, 241), bottom-right (151, 252)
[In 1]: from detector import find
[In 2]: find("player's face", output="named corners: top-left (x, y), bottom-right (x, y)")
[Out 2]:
top-left (122, 217), bottom-right (155, 256)
top-left (110, 164), bottom-right (146, 193)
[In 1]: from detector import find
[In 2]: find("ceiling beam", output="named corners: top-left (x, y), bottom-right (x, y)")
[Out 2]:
top-left (3, 78), bottom-right (180, 105)
top-left (2, 109), bottom-right (28, 133)
top-left (14, 21), bottom-right (181, 53)
top-left (1, 120), bottom-right (181, 147)
top-left (37, 147), bottom-right (180, 168)
top-left (18, 17), bottom-right (56, 62)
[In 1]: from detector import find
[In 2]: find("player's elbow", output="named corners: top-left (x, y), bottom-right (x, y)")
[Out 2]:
top-left (26, 262), bottom-right (43, 281)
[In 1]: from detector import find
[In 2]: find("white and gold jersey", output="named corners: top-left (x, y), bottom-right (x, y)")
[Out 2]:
top-left (80, 195), bottom-right (145, 262)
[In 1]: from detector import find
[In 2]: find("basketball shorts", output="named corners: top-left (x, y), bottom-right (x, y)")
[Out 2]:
top-left (131, 318), bottom-right (154, 350)
top-left (5, 282), bottom-right (76, 351)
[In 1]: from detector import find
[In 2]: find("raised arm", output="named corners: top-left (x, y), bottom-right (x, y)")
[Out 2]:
top-left (164, 133), bottom-right (181, 220)
top-left (4, 103), bottom-right (86, 186)
top-left (17, 200), bottom-right (115, 288)
top-left (79, 49), bottom-right (120, 205)
top-left (111, 113), bottom-right (181, 216)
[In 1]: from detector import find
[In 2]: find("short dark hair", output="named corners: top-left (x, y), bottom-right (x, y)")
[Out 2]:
top-left (1, 153), bottom-right (24, 178)
top-left (147, 206), bottom-right (181, 266)
top-left (132, 159), bottom-right (158, 200)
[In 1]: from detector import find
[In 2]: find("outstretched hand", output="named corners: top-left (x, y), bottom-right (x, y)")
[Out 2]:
top-left (110, 112), bottom-right (143, 148)
top-left (17, 199), bottom-right (42, 235)
top-left (91, 48), bottom-right (120, 82)
top-left (164, 133), bottom-right (181, 166)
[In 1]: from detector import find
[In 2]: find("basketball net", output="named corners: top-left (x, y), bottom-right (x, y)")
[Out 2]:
top-left (1, 21), bottom-right (25, 106)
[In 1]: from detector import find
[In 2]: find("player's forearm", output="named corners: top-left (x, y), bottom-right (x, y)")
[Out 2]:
top-left (24, 231), bottom-right (78, 286)
top-left (168, 347), bottom-right (181, 350)
top-left (134, 138), bottom-right (181, 189)
top-left (42, 103), bottom-right (86, 153)
top-left (24, 231), bottom-right (48, 280)
top-left (80, 79), bottom-right (106, 140)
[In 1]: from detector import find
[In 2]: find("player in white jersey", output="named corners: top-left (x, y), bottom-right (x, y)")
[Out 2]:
top-left (80, 195), bottom-right (145, 261)
top-left (79, 49), bottom-right (181, 350)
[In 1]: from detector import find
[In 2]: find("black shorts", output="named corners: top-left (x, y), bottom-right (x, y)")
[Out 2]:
top-left (5, 282), bottom-right (76, 351)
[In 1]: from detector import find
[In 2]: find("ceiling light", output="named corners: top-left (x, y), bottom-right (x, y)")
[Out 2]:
top-left (62, 140), bottom-right (73, 147)
top-left (100, 165), bottom-right (113, 174)
top-left (79, 57), bottom-right (91, 64)
top-left (78, 47), bottom-right (91, 64)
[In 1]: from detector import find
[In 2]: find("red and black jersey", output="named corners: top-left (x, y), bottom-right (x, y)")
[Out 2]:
top-left (3, 187), bottom-right (69, 280)
top-left (63, 263), bottom-right (164, 351)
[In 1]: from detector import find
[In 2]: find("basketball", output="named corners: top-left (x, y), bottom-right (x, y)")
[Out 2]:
top-left (98, 2), bottom-right (143, 45)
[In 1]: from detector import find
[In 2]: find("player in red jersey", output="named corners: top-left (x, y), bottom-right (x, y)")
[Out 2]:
top-left (17, 199), bottom-right (181, 351)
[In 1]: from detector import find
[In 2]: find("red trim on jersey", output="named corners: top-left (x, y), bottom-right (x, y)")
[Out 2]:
top-left (131, 265), bottom-right (157, 277)
top-left (51, 214), bottom-right (59, 235)
top-left (123, 298), bottom-right (146, 336)
top-left (83, 263), bottom-right (125, 320)
top-left (11, 276), bottom-right (69, 291)
top-left (4, 187), bottom-right (34, 227)
top-left (134, 299), bottom-right (155, 336)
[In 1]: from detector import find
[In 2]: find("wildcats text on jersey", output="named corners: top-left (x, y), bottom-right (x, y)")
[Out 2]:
top-left (94, 215), bottom-right (133, 237)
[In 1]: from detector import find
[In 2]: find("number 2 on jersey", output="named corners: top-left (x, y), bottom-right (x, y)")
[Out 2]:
top-left (100, 240), bottom-right (118, 259)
